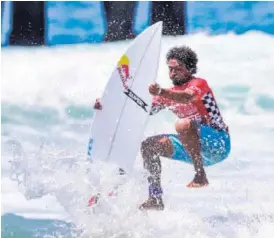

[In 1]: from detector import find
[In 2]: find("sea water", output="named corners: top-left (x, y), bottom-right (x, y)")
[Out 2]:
top-left (2, 32), bottom-right (274, 237)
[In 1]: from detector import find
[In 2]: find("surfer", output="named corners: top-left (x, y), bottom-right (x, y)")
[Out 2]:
top-left (94, 46), bottom-right (231, 211)
top-left (139, 46), bottom-right (231, 210)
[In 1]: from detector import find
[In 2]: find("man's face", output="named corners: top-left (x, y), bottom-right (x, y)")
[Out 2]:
top-left (168, 58), bottom-right (191, 85)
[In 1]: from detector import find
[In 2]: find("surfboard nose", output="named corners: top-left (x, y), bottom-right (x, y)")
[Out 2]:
top-left (154, 21), bottom-right (163, 27)
top-left (150, 21), bottom-right (163, 32)
top-left (138, 21), bottom-right (163, 39)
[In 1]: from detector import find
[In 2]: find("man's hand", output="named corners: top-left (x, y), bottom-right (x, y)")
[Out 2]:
top-left (94, 98), bottom-right (102, 110)
top-left (149, 83), bottom-right (162, 96)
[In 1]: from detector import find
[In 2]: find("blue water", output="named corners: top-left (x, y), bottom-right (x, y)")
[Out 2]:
top-left (1, 214), bottom-right (74, 238)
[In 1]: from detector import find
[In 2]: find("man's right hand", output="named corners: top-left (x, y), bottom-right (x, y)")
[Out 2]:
top-left (94, 98), bottom-right (102, 110)
top-left (149, 83), bottom-right (162, 96)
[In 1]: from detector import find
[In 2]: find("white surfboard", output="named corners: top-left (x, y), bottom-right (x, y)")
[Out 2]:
top-left (87, 21), bottom-right (162, 173)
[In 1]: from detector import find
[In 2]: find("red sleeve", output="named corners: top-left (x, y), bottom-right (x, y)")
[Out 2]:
top-left (187, 79), bottom-right (210, 98)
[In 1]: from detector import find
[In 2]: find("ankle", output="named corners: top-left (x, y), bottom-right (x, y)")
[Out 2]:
top-left (196, 167), bottom-right (206, 176)
top-left (149, 184), bottom-right (163, 198)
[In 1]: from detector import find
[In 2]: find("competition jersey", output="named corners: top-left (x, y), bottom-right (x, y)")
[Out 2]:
top-left (150, 77), bottom-right (229, 132)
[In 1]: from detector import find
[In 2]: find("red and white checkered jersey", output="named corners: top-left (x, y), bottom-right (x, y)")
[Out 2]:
top-left (151, 77), bottom-right (229, 132)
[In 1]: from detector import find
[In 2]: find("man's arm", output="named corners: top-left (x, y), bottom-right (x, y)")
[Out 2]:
top-left (149, 83), bottom-right (196, 104)
top-left (159, 88), bottom-right (195, 104)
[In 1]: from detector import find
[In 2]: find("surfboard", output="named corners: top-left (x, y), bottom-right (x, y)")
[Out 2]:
top-left (87, 21), bottom-right (162, 174)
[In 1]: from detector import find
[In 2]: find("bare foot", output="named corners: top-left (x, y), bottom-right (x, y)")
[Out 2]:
top-left (187, 170), bottom-right (209, 188)
top-left (187, 180), bottom-right (209, 188)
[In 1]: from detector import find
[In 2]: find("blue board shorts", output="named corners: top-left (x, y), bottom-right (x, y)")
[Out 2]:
top-left (166, 124), bottom-right (231, 166)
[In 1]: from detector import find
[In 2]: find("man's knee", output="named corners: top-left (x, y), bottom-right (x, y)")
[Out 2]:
top-left (141, 135), bottom-right (173, 158)
top-left (141, 136), bottom-right (153, 152)
top-left (141, 136), bottom-right (159, 152)
top-left (141, 136), bottom-right (170, 155)
top-left (175, 119), bottom-right (197, 134)
top-left (158, 137), bottom-right (170, 145)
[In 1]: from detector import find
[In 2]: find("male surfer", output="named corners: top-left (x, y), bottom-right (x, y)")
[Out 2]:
top-left (94, 46), bottom-right (231, 211)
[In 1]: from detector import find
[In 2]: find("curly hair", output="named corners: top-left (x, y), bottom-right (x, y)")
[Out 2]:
top-left (166, 46), bottom-right (198, 74)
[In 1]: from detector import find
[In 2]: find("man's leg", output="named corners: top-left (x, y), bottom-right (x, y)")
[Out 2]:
top-left (175, 119), bottom-right (209, 188)
top-left (139, 135), bottom-right (173, 210)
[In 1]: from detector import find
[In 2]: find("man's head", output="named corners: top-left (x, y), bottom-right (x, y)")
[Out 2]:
top-left (166, 46), bottom-right (198, 85)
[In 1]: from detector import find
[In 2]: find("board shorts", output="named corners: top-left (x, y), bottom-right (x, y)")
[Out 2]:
top-left (166, 124), bottom-right (231, 166)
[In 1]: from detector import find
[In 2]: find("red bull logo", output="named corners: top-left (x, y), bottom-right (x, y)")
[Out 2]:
top-left (117, 55), bottom-right (131, 90)
top-left (117, 54), bottom-right (148, 112)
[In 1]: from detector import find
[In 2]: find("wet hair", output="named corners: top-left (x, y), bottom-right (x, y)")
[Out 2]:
top-left (166, 46), bottom-right (198, 74)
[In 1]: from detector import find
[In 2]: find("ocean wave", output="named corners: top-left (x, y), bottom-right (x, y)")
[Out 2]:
top-left (2, 32), bottom-right (274, 237)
